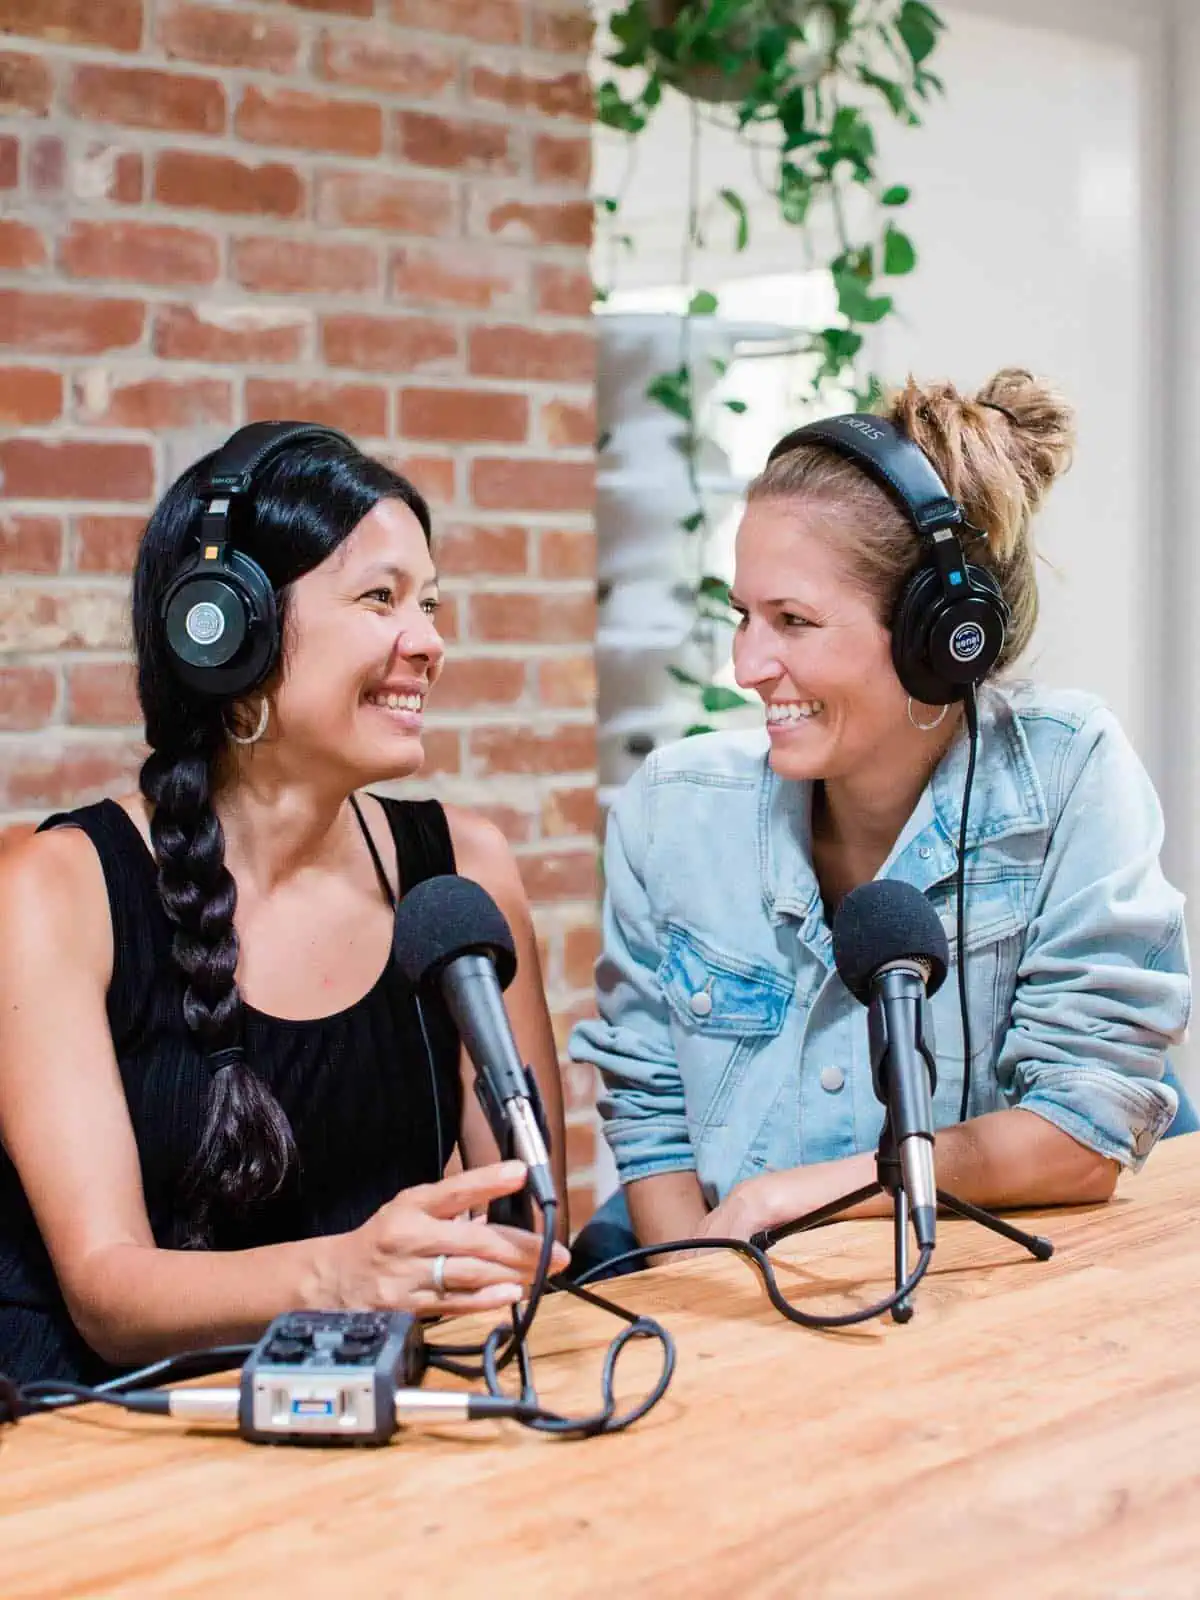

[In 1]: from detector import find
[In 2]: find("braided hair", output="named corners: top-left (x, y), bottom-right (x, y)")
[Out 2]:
top-left (131, 435), bottom-right (431, 1244)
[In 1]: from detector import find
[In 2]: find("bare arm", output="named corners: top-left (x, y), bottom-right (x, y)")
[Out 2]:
top-left (446, 807), bottom-right (571, 1238)
top-left (701, 1108), bottom-right (1117, 1242)
top-left (0, 831), bottom-right (561, 1368)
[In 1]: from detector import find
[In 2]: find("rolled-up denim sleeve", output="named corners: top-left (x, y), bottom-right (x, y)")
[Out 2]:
top-left (568, 762), bottom-right (696, 1184)
top-left (997, 707), bottom-right (1192, 1169)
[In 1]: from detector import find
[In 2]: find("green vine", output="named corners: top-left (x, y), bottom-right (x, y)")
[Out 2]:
top-left (594, 0), bottom-right (946, 733)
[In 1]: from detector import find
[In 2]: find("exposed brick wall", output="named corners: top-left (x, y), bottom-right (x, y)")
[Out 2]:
top-left (0, 0), bottom-right (601, 1219)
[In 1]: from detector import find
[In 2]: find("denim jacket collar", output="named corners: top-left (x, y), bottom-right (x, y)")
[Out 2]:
top-left (760, 684), bottom-right (1050, 928)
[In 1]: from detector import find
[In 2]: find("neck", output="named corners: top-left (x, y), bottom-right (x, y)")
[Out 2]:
top-left (211, 756), bottom-right (360, 894)
top-left (815, 707), bottom-right (963, 869)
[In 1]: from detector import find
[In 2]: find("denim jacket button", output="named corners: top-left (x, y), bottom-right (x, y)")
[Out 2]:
top-left (689, 990), bottom-right (713, 1018)
top-left (820, 1064), bottom-right (845, 1093)
top-left (918, 846), bottom-right (933, 860)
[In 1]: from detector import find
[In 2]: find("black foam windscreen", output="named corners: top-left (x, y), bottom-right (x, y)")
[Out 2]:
top-left (831, 880), bottom-right (949, 1005)
top-left (392, 873), bottom-right (518, 992)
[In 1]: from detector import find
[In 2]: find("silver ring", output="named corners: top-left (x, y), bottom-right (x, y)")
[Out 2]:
top-left (431, 1254), bottom-right (449, 1297)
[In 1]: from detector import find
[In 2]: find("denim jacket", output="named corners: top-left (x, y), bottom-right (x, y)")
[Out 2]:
top-left (570, 683), bottom-right (1191, 1206)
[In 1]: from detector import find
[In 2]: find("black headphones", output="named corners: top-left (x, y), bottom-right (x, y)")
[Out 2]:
top-left (766, 414), bottom-right (1010, 706)
top-left (161, 420), bottom-right (354, 698)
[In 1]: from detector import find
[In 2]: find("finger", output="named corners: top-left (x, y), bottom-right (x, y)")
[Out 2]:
top-left (417, 1217), bottom-right (548, 1271)
top-left (485, 1222), bottom-right (572, 1275)
top-left (405, 1161), bottom-right (528, 1221)
top-left (411, 1282), bottom-right (523, 1317)
top-left (423, 1255), bottom-right (530, 1294)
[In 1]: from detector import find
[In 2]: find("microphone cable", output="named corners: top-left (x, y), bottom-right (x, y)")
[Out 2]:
top-left (956, 684), bottom-right (980, 1125)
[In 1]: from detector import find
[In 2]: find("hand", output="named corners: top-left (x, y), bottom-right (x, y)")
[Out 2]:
top-left (311, 1160), bottom-right (570, 1319)
top-left (694, 1177), bottom-right (772, 1245)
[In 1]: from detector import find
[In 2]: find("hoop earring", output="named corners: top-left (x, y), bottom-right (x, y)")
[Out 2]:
top-left (227, 698), bottom-right (269, 746)
top-left (907, 696), bottom-right (949, 732)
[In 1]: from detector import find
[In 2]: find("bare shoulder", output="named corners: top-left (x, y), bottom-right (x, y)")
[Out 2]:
top-left (0, 816), bottom-right (114, 980)
top-left (443, 804), bottom-right (529, 914)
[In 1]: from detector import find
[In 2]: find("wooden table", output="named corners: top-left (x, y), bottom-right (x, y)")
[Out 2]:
top-left (5, 1134), bottom-right (1200, 1599)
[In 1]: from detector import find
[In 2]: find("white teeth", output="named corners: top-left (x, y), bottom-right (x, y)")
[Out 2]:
top-left (366, 692), bottom-right (423, 712)
top-left (766, 700), bottom-right (824, 724)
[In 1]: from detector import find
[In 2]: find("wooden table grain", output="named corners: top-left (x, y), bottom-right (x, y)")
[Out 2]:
top-left (5, 1134), bottom-right (1200, 1599)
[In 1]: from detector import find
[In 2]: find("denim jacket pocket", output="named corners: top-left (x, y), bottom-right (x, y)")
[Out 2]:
top-left (927, 876), bottom-right (1025, 1115)
top-left (658, 922), bottom-right (791, 1135)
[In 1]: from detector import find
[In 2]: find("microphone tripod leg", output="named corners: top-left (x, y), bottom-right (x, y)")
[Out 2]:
top-left (891, 1188), bottom-right (914, 1324)
top-left (936, 1191), bottom-right (1054, 1261)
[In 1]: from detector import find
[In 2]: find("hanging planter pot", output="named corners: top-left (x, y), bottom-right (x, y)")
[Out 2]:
top-left (645, 0), bottom-right (828, 105)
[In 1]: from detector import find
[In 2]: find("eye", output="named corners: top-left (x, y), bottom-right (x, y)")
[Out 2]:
top-left (421, 597), bottom-right (441, 617)
top-left (780, 612), bottom-right (810, 630)
top-left (361, 586), bottom-right (393, 605)
top-left (730, 604), bottom-right (748, 629)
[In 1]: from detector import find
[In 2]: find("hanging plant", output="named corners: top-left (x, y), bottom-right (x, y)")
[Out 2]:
top-left (595, 0), bottom-right (947, 733)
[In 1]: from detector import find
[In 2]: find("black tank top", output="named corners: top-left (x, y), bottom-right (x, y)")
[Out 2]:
top-left (0, 795), bottom-right (463, 1385)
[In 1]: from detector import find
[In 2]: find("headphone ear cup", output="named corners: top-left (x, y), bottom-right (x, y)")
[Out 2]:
top-left (162, 550), bottom-right (279, 698)
top-left (891, 564), bottom-right (953, 705)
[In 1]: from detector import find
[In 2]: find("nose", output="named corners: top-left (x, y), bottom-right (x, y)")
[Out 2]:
top-left (396, 607), bottom-right (445, 673)
top-left (732, 615), bottom-right (781, 695)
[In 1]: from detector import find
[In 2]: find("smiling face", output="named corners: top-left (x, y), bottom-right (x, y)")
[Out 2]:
top-left (731, 498), bottom-right (916, 782)
top-left (264, 496), bottom-right (445, 786)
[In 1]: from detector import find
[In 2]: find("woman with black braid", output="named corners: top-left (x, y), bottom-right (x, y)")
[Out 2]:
top-left (0, 428), bottom-right (569, 1385)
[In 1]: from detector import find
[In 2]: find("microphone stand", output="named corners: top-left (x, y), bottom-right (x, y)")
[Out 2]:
top-left (750, 997), bottom-right (1054, 1323)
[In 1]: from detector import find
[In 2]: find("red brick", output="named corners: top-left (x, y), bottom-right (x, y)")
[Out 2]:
top-left (0, 0), bottom-right (143, 51)
top-left (0, 737), bottom-right (145, 812)
top-left (468, 802), bottom-right (535, 846)
top-left (0, 218), bottom-right (46, 271)
top-left (534, 263), bottom-right (594, 317)
top-left (400, 387), bottom-right (527, 445)
top-left (280, 0), bottom-right (372, 14)
top-left (471, 589), bottom-right (595, 645)
top-left (394, 111), bottom-right (516, 174)
top-left (29, 135), bottom-right (65, 194)
top-left (75, 371), bottom-right (231, 429)
top-left (389, 0), bottom-right (520, 43)
top-left (0, 666), bottom-right (57, 731)
top-left (469, 324), bottom-right (593, 383)
top-left (315, 170), bottom-right (455, 236)
top-left (416, 727), bottom-right (461, 776)
top-left (471, 457), bottom-right (594, 514)
top-left (539, 527), bottom-right (593, 579)
top-left (0, 438), bottom-right (153, 503)
top-left (157, 4), bottom-right (299, 73)
top-left (390, 245), bottom-right (523, 311)
top-left (531, 3), bottom-right (594, 53)
top-left (470, 65), bottom-right (591, 121)
top-left (69, 64), bottom-right (225, 135)
top-left (0, 513), bottom-right (62, 573)
top-left (237, 85), bottom-right (381, 158)
top-left (72, 141), bottom-right (143, 203)
top-left (564, 921), bottom-right (601, 988)
top-left (0, 49), bottom-right (52, 115)
top-left (433, 521), bottom-right (527, 577)
top-left (64, 659), bottom-right (139, 726)
top-left (0, 290), bottom-right (144, 356)
top-left (0, 366), bottom-right (62, 425)
top-left (433, 655), bottom-right (525, 711)
top-left (541, 397), bottom-right (595, 449)
top-left (154, 149), bottom-right (304, 218)
top-left (59, 219), bottom-right (218, 286)
top-left (472, 722), bottom-right (595, 778)
top-left (518, 847), bottom-right (596, 901)
top-left (246, 378), bottom-right (387, 436)
top-left (0, 134), bottom-right (17, 187)
top-left (73, 513), bottom-right (143, 573)
top-left (542, 783), bottom-right (597, 839)
top-left (0, 586), bottom-right (130, 652)
top-left (537, 652), bottom-right (595, 708)
top-left (480, 196), bottom-right (591, 248)
top-left (322, 313), bottom-right (458, 375)
top-left (391, 452), bottom-right (455, 508)
top-left (567, 1179), bottom-right (596, 1226)
top-left (314, 29), bottom-right (455, 95)
top-left (154, 302), bottom-right (308, 363)
top-left (231, 235), bottom-right (379, 297)
top-left (563, 1117), bottom-right (596, 1173)
top-left (534, 132), bottom-right (590, 187)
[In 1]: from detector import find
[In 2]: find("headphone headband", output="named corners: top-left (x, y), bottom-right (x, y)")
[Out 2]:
top-left (203, 420), bottom-right (354, 501)
top-left (766, 414), bottom-right (963, 537)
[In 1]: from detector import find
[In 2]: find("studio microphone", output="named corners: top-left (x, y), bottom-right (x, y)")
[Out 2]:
top-left (831, 880), bottom-right (950, 1251)
top-left (392, 874), bottom-right (556, 1213)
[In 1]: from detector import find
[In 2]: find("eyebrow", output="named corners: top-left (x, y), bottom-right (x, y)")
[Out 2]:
top-left (354, 561), bottom-right (439, 590)
top-left (727, 594), bottom-right (808, 610)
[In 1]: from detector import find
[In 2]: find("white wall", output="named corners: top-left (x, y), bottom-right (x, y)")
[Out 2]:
top-left (593, 0), bottom-right (1200, 1091)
